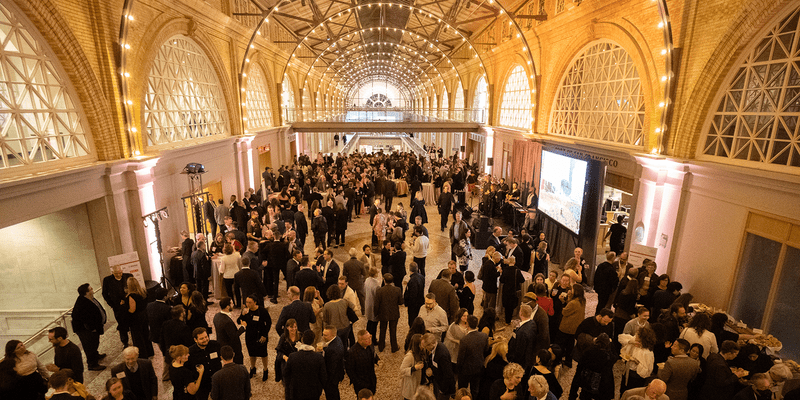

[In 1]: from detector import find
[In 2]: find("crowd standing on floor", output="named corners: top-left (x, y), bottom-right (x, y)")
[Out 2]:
top-left (1, 149), bottom-right (799, 400)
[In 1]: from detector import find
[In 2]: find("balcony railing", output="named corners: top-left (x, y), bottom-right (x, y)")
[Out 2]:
top-left (283, 108), bottom-right (487, 124)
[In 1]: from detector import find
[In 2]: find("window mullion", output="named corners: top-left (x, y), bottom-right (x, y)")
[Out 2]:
top-left (762, 243), bottom-right (789, 332)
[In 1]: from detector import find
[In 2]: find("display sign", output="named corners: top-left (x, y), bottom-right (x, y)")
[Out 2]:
top-left (538, 150), bottom-right (588, 234)
top-left (108, 252), bottom-right (146, 288)
top-left (628, 243), bottom-right (658, 268)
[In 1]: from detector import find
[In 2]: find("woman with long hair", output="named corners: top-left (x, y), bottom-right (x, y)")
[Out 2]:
top-left (304, 286), bottom-right (325, 341)
top-left (219, 244), bottom-right (241, 307)
top-left (479, 341), bottom-right (509, 400)
top-left (209, 233), bottom-right (225, 255)
top-left (532, 241), bottom-right (549, 277)
top-left (172, 282), bottom-right (195, 309)
top-left (400, 334), bottom-right (425, 400)
top-left (186, 290), bottom-right (209, 333)
top-left (168, 345), bottom-right (203, 400)
top-left (529, 349), bottom-right (563, 399)
top-left (460, 271), bottom-right (476, 314)
top-left (444, 308), bottom-right (469, 366)
top-left (613, 272), bottom-right (640, 349)
top-left (563, 258), bottom-right (583, 285)
top-left (679, 312), bottom-right (718, 358)
top-left (405, 317), bottom-right (427, 351)
top-left (479, 308), bottom-right (499, 345)
top-left (687, 343), bottom-right (707, 400)
top-left (125, 277), bottom-right (153, 358)
top-left (409, 191), bottom-right (428, 224)
top-left (558, 284), bottom-right (586, 368)
top-left (488, 362), bottom-right (525, 400)
top-left (568, 334), bottom-right (615, 400)
top-left (101, 377), bottom-right (134, 400)
top-left (274, 319), bottom-right (300, 383)
top-left (0, 340), bottom-right (48, 400)
top-left (619, 326), bottom-right (657, 393)
top-left (457, 229), bottom-right (474, 272)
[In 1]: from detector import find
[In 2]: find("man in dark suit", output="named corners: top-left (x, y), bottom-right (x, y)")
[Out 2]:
top-left (231, 201), bottom-right (249, 238)
top-left (161, 305), bottom-right (193, 372)
top-left (347, 330), bottom-right (378, 396)
top-left (146, 288), bottom-right (171, 359)
top-left (404, 262), bottom-right (425, 327)
top-left (192, 241), bottom-right (213, 301)
top-left (422, 332), bottom-right (456, 400)
top-left (294, 255), bottom-right (324, 297)
top-left (342, 249), bottom-right (367, 312)
top-left (374, 274), bottom-right (403, 353)
top-left (384, 179), bottom-right (397, 211)
top-left (72, 283), bottom-right (106, 370)
top-left (294, 204), bottom-right (308, 248)
top-left (102, 266), bottom-right (132, 346)
top-left (212, 298), bottom-right (245, 364)
top-left (449, 211), bottom-right (470, 261)
top-left (275, 286), bottom-right (316, 334)
top-left (111, 346), bottom-right (158, 400)
top-left (233, 257), bottom-right (266, 305)
top-left (522, 294), bottom-right (551, 355)
top-left (284, 330), bottom-right (327, 400)
top-left (322, 326), bottom-right (346, 400)
top-left (507, 304), bottom-right (538, 370)
top-left (593, 251), bottom-right (620, 313)
top-left (211, 345), bottom-right (251, 400)
top-left (319, 249), bottom-right (340, 301)
top-left (504, 237), bottom-right (524, 266)
top-left (428, 269), bottom-right (460, 323)
top-left (267, 235), bottom-right (290, 303)
top-left (457, 316), bottom-right (489, 398)
top-left (189, 328), bottom-right (222, 400)
top-left (438, 185), bottom-right (454, 232)
top-left (488, 227), bottom-right (504, 253)
top-left (389, 242), bottom-right (407, 284)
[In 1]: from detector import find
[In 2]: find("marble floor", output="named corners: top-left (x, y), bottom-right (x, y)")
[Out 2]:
top-left (81, 199), bottom-right (627, 400)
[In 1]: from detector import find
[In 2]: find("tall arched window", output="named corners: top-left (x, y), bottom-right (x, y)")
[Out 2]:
top-left (499, 65), bottom-right (533, 129)
top-left (453, 82), bottom-right (465, 121)
top-left (144, 35), bottom-right (229, 146)
top-left (281, 76), bottom-right (295, 122)
top-left (302, 83), bottom-right (312, 121)
top-left (701, 6), bottom-right (800, 167)
top-left (549, 41), bottom-right (645, 146)
top-left (441, 90), bottom-right (449, 119)
top-left (473, 76), bottom-right (488, 123)
top-left (245, 65), bottom-right (272, 131)
top-left (0, 2), bottom-right (91, 168)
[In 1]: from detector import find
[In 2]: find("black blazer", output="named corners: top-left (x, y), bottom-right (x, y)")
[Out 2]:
top-left (233, 268), bottom-right (266, 300)
top-left (161, 318), bottom-right (193, 350)
top-left (284, 350), bottom-right (327, 400)
top-left (110, 359), bottom-right (158, 400)
top-left (72, 295), bottom-right (105, 334)
top-left (404, 272), bottom-right (426, 310)
top-left (374, 284), bottom-right (403, 321)
top-left (324, 336), bottom-right (346, 383)
top-left (508, 319), bottom-right (537, 368)
top-left (212, 313), bottom-right (244, 363)
top-left (458, 330), bottom-right (489, 376)
top-left (145, 300), bottom-right (171, 343)
top-left (275, 300), bottom-right (316, 334)
top-left (428, 343), bottom-right (456, 395)
top-left (211, 363), bottom-right (251, 400)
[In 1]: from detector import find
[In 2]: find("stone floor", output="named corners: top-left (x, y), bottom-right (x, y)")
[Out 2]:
top-left (82, 199), bottom-right (627, 400)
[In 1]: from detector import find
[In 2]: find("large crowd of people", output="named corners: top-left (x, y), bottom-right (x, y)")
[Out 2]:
top-left (1, 149), bottom-right (798, 400)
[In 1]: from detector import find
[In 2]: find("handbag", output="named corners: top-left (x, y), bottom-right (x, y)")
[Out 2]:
top-left (346, 305), bottom-right (359, 323)
top-left (453, 243), bottom-right (466, 257)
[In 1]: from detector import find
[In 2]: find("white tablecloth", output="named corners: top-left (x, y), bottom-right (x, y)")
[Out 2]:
top-left (211, 257), bottom-right (226, 299)
top-left (422, 183), bottom-right (435, 204)
top-left (394, 179), bottom-right (409, 196)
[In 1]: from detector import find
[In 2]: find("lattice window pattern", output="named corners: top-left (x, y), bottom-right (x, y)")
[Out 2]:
top-left (556, 0), bottom-right (565, 14)
top-left (143, 35), bottom-right (228, 146)
top-left (366, 94), bottom-right (391, 108)
top-left (499, 65), bottom-right (533, 130)
top-left (538, 0), bottom-right (547, 26)
top-left (702, 6), bottom-right (800, 167)
top-left (245, 65), bottom-right (272, 131)
top-left (473, 76), bottom-right (489, 123)
top-left (282, 76), bottom-right (295, 122)
top-left (441, 90), bottom-right (449, 119)
top-left (0, 2), bottom-right (91, 169)
top-left (549, 41), bottom-right (645, 146)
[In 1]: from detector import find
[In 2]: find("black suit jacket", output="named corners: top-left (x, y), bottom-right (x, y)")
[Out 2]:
top-left (428, 343), bottom-right (456, 395)
top-left (284, 350), bottom-right (327, 400)
top-left (385, 180), bottom-right (397, 198)
top-left (374, 284), bottom-right (403, 321)
top-left (505, 245), bottom-right (525, 266)
top-left (324, 337), bottom-right (346, 383)
top-left (72, 295), bottom-right (105, 334)
top-left (321, 260), bottom-right (340, 293)
top-left (275, 300), bottom-right (316, 334)
top-left (111, 359), bottom-right (158, 400)
top-left (102, 273), bottom-right (132, 312)
top-left (234, 268), bottom-right (266, 300)
top-left (161, 318), bottom-right (193, 350)
top-left (294, 267), bottom-right (324, 296)
top-left (212, 313), bottom-right (244, 363)
top-left (404, 272), bottom-right (425, 310)
top-left (458, 330), bottom-right (489, 376)
top-left (211, 363), bottom-right (251, 400)
top-left (294, 211), bottom-right (308, 238)
top-left (508, 319), bottom-right (537, 368)
top-left (146, 300), bottom-right (171, 343)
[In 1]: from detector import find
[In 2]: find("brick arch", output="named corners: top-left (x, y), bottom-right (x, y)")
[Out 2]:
top-left (128, 17), bottom-right (240, 148)
top-left (672, 0), bottom-right (797, 159)
top-left (538, 23), bottom-right (661, 149)
top-left (9, 0), bottom-right (123, 161)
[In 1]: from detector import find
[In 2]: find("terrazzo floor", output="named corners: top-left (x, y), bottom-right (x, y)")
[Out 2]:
top-left (81, 199), bottom-right (628, 399)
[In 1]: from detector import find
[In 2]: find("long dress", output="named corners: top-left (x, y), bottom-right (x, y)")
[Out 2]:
top-left (274, 333), bottom-right (299, 383)
top-left (410, 198), bottom-right (428, 224)
top-left (238, 306), bottom-right (272, 357)
top-left (127, 293), bottom-right (154, 358)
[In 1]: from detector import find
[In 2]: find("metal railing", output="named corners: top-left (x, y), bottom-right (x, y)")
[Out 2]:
top-left (283, 108), bottom-right (486, 124)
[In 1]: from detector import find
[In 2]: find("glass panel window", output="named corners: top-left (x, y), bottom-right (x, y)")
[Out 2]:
top-left (499, 65), bottom-right (533, 130)
top-left (0, 2), bottom-right (91, 168)
top-left (245, 65), bottom-right (272, 130)
top-left (282, 76), bottom-right (295, 122)
top-left (473, 77), bottom-right (488, 123)
top-left (143, 35), bottom-right (229, 146)
top-left (441, 90), bottom-right (449, 119)
top-left (549, 41), bottom-right (645, 146)
top-left (769, 245), bottom-right (800, 360)
top-left (729, 233), bottom-right (782, 328)
top-left (454, 82), bottom-right (465, 121)
top-left (701, 6), bottom-right (800, 167)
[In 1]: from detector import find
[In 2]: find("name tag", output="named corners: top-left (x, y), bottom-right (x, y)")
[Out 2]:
top-left (116, 372), bottom-right (126, 379)
top-left (644, 277), bottom-right (650, 281)
top-left (210, 352), bottom-right (218, 359)
top-left (432, 359), bottom-right (438, 368)
top-left (253, 316), bottom-right (259, 322)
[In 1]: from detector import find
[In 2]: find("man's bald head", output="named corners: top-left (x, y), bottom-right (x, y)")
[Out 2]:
top-left (644, 379), bottom-right (667, 398)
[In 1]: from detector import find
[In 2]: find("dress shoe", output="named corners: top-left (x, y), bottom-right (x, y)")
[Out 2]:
top-left (250, 367), bottom-right (256, 378)
top-left (88, 365), bottom-right (106, 371)
top-left (262, 371), bottom-right (269, 381)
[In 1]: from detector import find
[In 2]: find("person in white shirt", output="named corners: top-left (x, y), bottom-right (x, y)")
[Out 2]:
top-left (410, 226), bottom-right (430, 277)
top-left (623, 307), bottom-right (651, 336)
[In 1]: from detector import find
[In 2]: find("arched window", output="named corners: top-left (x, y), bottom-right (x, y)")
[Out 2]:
top-left (473, 76), bottom-right (488, 123)
top-left (441, 90), bottom-right (449, 119)
top-left (144, 35), bottom-right (228, 146)
top-left (302, 83), bottom-right (312, 121)
top-left (0, 2), bottom-right (91, 169)
top-left (701, 6), bottom-right (800, 167)
top-left (549, 41), bottom-right (645, 146)
top-left (281, 76), bottom-right (295, 122)
top-left (499, 65), bottom-right (533, 129)
top-left (245, 65), bottom-right (272, 131)
top-left (453, 82), bottom-right (465, 121)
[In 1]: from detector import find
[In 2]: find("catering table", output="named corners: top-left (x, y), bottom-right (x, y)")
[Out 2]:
top-left (421, 182), bottom-right (435, 204)
top-left (394, 179), bottom-right (409, 196)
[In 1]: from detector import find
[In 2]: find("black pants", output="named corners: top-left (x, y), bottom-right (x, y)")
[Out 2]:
top-left (208, 221), bottom-right (217, 239)
top-left (558, 330), bottom-right (576, 366)
top-left (336, 230), bottom-right (346, 246)
top-left (440, 213), bottom-right (448, 231)
top-left (407, 303), bottom-right (420, 327)
top-left (224, 278), bottom-right (239, 306)
top-left (337, 325), bottom-right (352, 351)
top-left (458, 372), bottom-right (481, 400)
top-left (75, 330), bottom-right (101, 366)
top-left (265, 268), bottom-right (280, 298)
top-left (378, 319), bottom-right (399, 351)
top-left (385, 196), bottom-right (393, 211)
top-left (413, 257), bottom-right (426, 277)
top-left (113, 309), bottom-right (129, 346)
top-left (197, 274), bottom-right (210, 301)
top-left (366, 320), bottom-right (378, 346)
top-left (324, 380), bottom-right (341, 400)
top-left (314, 234), bottom-right (326, 249)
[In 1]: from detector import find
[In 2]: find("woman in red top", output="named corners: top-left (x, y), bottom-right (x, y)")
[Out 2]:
top-left (534, 283), bottom-right (554, 316)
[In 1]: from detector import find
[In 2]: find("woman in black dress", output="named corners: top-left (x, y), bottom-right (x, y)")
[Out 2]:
top-left (530, 349), bottom-right (563, 399)
top-left (186, 291), bottom-right (209, 334)
top-left (238, 294), bottom-right (272, 381)
top-left (480, 341), bottom-right (509, 400)
top-left (125, 277), bottom-right (154, 358)
top-left (274, 318), bottom-right (300, 383)
top-left (459, 271), bottom-right (476, 315)
top-left (168, 345), bottom-right (203, 400)
top-left (499, 257), bottom-right (524, 324)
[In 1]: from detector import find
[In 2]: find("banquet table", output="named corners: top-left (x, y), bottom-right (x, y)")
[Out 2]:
top-left (394, 179), bottom-right (409, 196)
top-left (421, 183), bottom-right (435, 204)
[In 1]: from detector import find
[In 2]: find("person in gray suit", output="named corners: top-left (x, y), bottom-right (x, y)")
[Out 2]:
top-left (211, 345), bottom-right (251, 400)
top-left (658, 338), bottom-right (701, 400)
top-left (457, 315), bottom-right (489, 399)
top-left (374, 273), bottom-right (404, 353)
top-left (212, 298), bottom-right (245, 364)
top-left (342, 248), bottom-right (367, 312)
